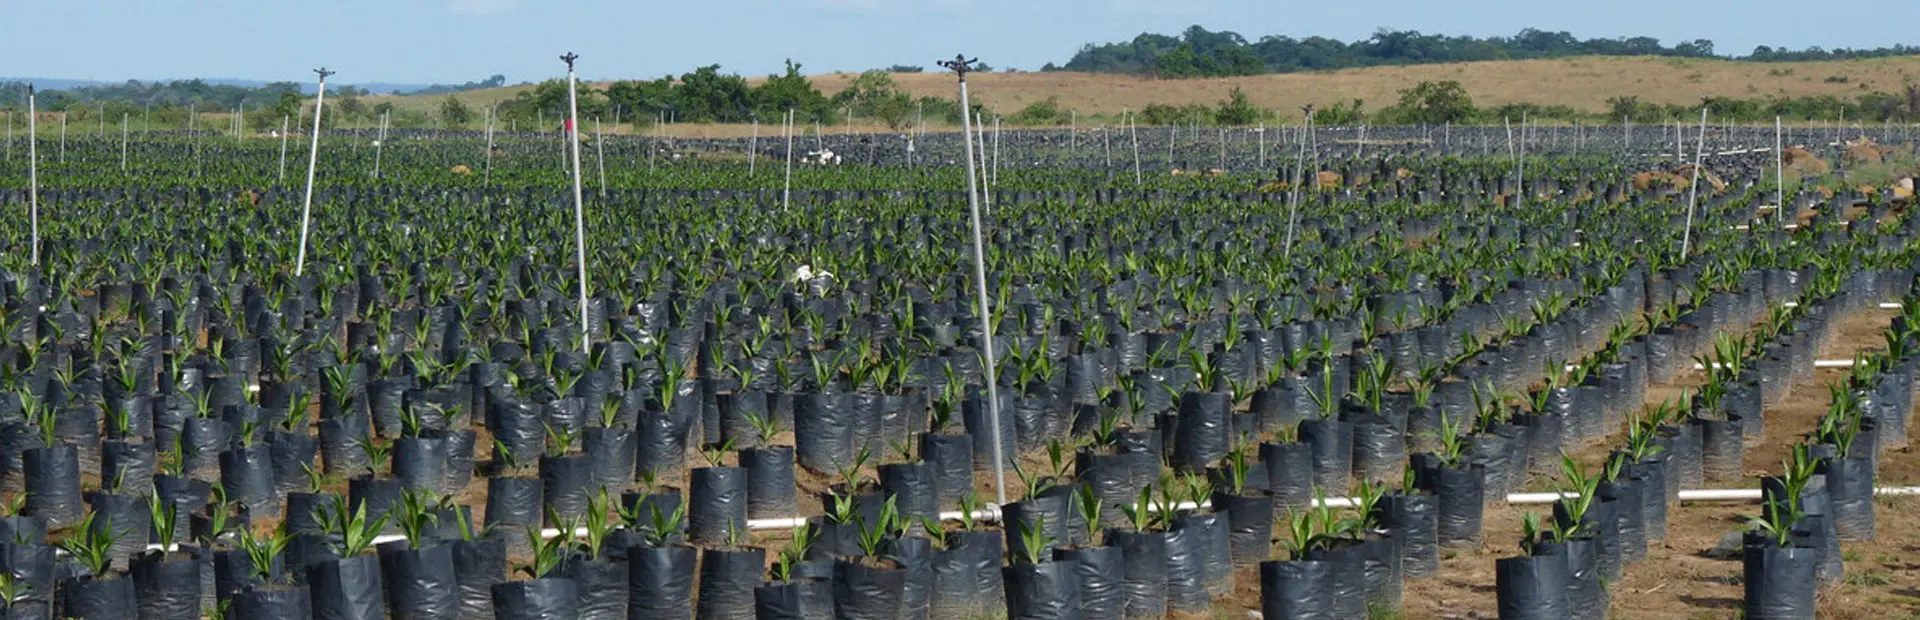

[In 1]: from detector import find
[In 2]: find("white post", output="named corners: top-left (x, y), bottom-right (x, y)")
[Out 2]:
top-left (1217, 128), bottom-right (1225, 171)
top-left (28, 85), bottom-right (38, 266)
top-left (295, 69), bottom-right (332, 277)
top-left (372, 110), bottom-right (388, 179)
top-left (748, 118), bottom-right (758, 178)
top-left (483, 106), bottom-right (496, 186)
top-left (1517, 112), bottom-right (1527, 201)
top-left (1681, 108), bottom-right (1708, 259)
top-left (563, 53), bottom-right (590, 355)
top-left (277, 115), bottom-right (289, 183)
top-left (595, 116), bottom-right (607, 199)
top-left (121, 113), bottom-right (129, 173)
top-left (782, 108), bottom-right (794, 211)
top-left (1102, 125), bottom-right (1112, 172)
top-left (1070, 109), bottom-right (1076, 153)
top-left (976, 112), bottom-right (993, 214)
top-left (1283, 112), bottom-right (1311, 260)
top-left (1257, 123), bottom-right (1265, 170)
top-left (940, 55), bottom-right (1007, 506)
top-left (59, 112), bottom-right (66, 165)
top-left (991, 115), bottom-right (1001, 188)
top-left (1776, 115), bottom-right (1786, 225)
top-left (1128, 109), bottom-right (1142, 185)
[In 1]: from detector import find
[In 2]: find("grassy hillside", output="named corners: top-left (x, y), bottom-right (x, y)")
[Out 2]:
top-left (376, 55), bottom-right (1920, 132)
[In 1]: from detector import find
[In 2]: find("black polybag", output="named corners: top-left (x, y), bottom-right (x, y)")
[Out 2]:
top-left (1414, 457), bottom-right (1484, 547)
top-left (833, 559), bottom-right (907, 620)
top-left (306, 553), bottom-right (384, 620)
top-left (740, 445), bottom-right (798, 518)
top-left (1210, 491), bottom-right (1274, 567)
top-left (453, 536), bottom-right (507, 620)
top-left (1104, 529), bottom-right (1167, 619)
top-left (22, 445), bottom-right (83, 528)
top-left (1495, 551), bottom-right (1568, 620)
top-left (132, 551), bottom-right (205, 620)
top-left (1257, 559), bottom-right (1334, 620)
top-left (490, 577), bottom-right (579, 620)
top-left (1003, 560), bottom-right (1082, 620)
top-left (694, 547), bottom-right (763, 620)
top-left (560, 554), bottom-right (628, 620)
top-left (928, 545), bottom-right (979, 620)
top-left (891, 534), bottom-right (935, 620)
top-left (1742, 543), bottom-right (1817, 620)
top-left (1170, 392), bottom-right (1231, 473)
top-left (1053, 545), bottom-right (1123, 620)
top-left (59, 575), bottom-right (137, 620)
top-left (625, 543), bottom-right (696, 619)
top-left (1298, 419), bottom-right (1353, 493)
top-left (753, 579), bottom-right (834, 620)
top-left (376, 541), bottom-right (458, 620)
top-left (1161, 525), bottom-right (1209, 612)
top-left (1374, 493), bottom-right (1439, 579)
top-left (231, 585), bottom-right (314, 620)
top-left (1820, 456), bottom-right (1875, 541)
top-left (688, 466), bottom-right (748, 545)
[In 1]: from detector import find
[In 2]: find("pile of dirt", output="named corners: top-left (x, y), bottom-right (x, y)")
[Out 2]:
top-left (1781, 146), bottom-right (1831, 176)
top-left (1844, 138), bottom-right (1892, 165)
top-left (451, 165), bottom-right (473, 176)
top-left (1316, 170), bottom-right (1343, 190)
top-left (1632, 164), bottom-right (1727, 194)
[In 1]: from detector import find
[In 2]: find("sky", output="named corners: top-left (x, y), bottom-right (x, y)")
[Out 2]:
top-left (2, 0), bottom-right (1917, 85)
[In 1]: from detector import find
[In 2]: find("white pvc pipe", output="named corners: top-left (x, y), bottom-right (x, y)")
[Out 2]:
top-left (295, 69), bottom-right (330, 277)
top-left (563, 53), bottom-right (590, 356)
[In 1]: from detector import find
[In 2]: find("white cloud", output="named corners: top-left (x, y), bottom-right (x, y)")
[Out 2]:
top-left (448, 0), bottom-right (519, 15)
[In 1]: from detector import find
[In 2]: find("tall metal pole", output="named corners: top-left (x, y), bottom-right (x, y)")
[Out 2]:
top-left (1681, 108), bottom-right (1708, 259)
top-left (372, 110), bottom-right (387, 179)
top-left (782, 108), bottom-right (794, 211)
top-left (28, 85), bottom-right (38, 266)
top-left (563, 53), bottom-right (590, 355)
top-left (1257, 123), bottom-right (1265, 171)
top-left (1128, 109), bottom-right (1141, 186)
top-left (483, 105), bottom-right (496, 187)
top-left (595, 116), bottom-right (607, 199)
top-left (121, 113), bottom-right (129, 173)
top-left (748, 117), bottom-right (758, 178)
top-left (276, 115), bottom-right (289, 183)
top-left (1776, 115), bottom-right (1786, 225)
top-left (295, 68), bottom-right (332, 277)
top-left (1517, 112), bottom-right (1528, 202)
top-left (1283, 105), bottom-right (1313, 261)
top-left (940, 54), bottom-right (1007, 506)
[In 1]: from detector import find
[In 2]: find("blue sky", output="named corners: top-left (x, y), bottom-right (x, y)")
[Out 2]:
top-left (3, 0), bottom-right (1916, 85)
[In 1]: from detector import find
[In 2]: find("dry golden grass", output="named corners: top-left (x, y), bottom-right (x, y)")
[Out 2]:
top-left (371, 54), bottom-right (1920, 128)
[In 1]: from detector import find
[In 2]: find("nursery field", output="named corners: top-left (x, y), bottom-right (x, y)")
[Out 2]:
top-left (0, 122), bottom-right (1916, 620)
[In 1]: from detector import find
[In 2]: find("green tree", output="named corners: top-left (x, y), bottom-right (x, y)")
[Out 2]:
top-left (440, 96), bottom-right (474, 128)
top-left (1390, 81), bottom-right (1474, 124)
top-left (333, 94), bottom-right (367, 124)
top-left (1214, 86), bottom-right (1259, 125)
top-left (674, 65), bottom-right (753, 123)
top-left (1011, 97), bottom-right (1067, 126)
top-left (752, 59), bottom-right (831, 120)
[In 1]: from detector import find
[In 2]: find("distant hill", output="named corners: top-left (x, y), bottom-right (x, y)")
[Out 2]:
top-left (0, 77), bottom-right (430, 95)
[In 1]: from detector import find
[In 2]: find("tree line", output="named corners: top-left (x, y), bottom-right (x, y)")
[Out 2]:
top-left (1055, 26), bottom-right (1920, 78)
top-left (484, 61), bottom-right (974, 130)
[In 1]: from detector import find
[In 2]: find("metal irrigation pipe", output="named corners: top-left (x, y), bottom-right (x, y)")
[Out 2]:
top-left (942, 53), bottom-right (1009, 506)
